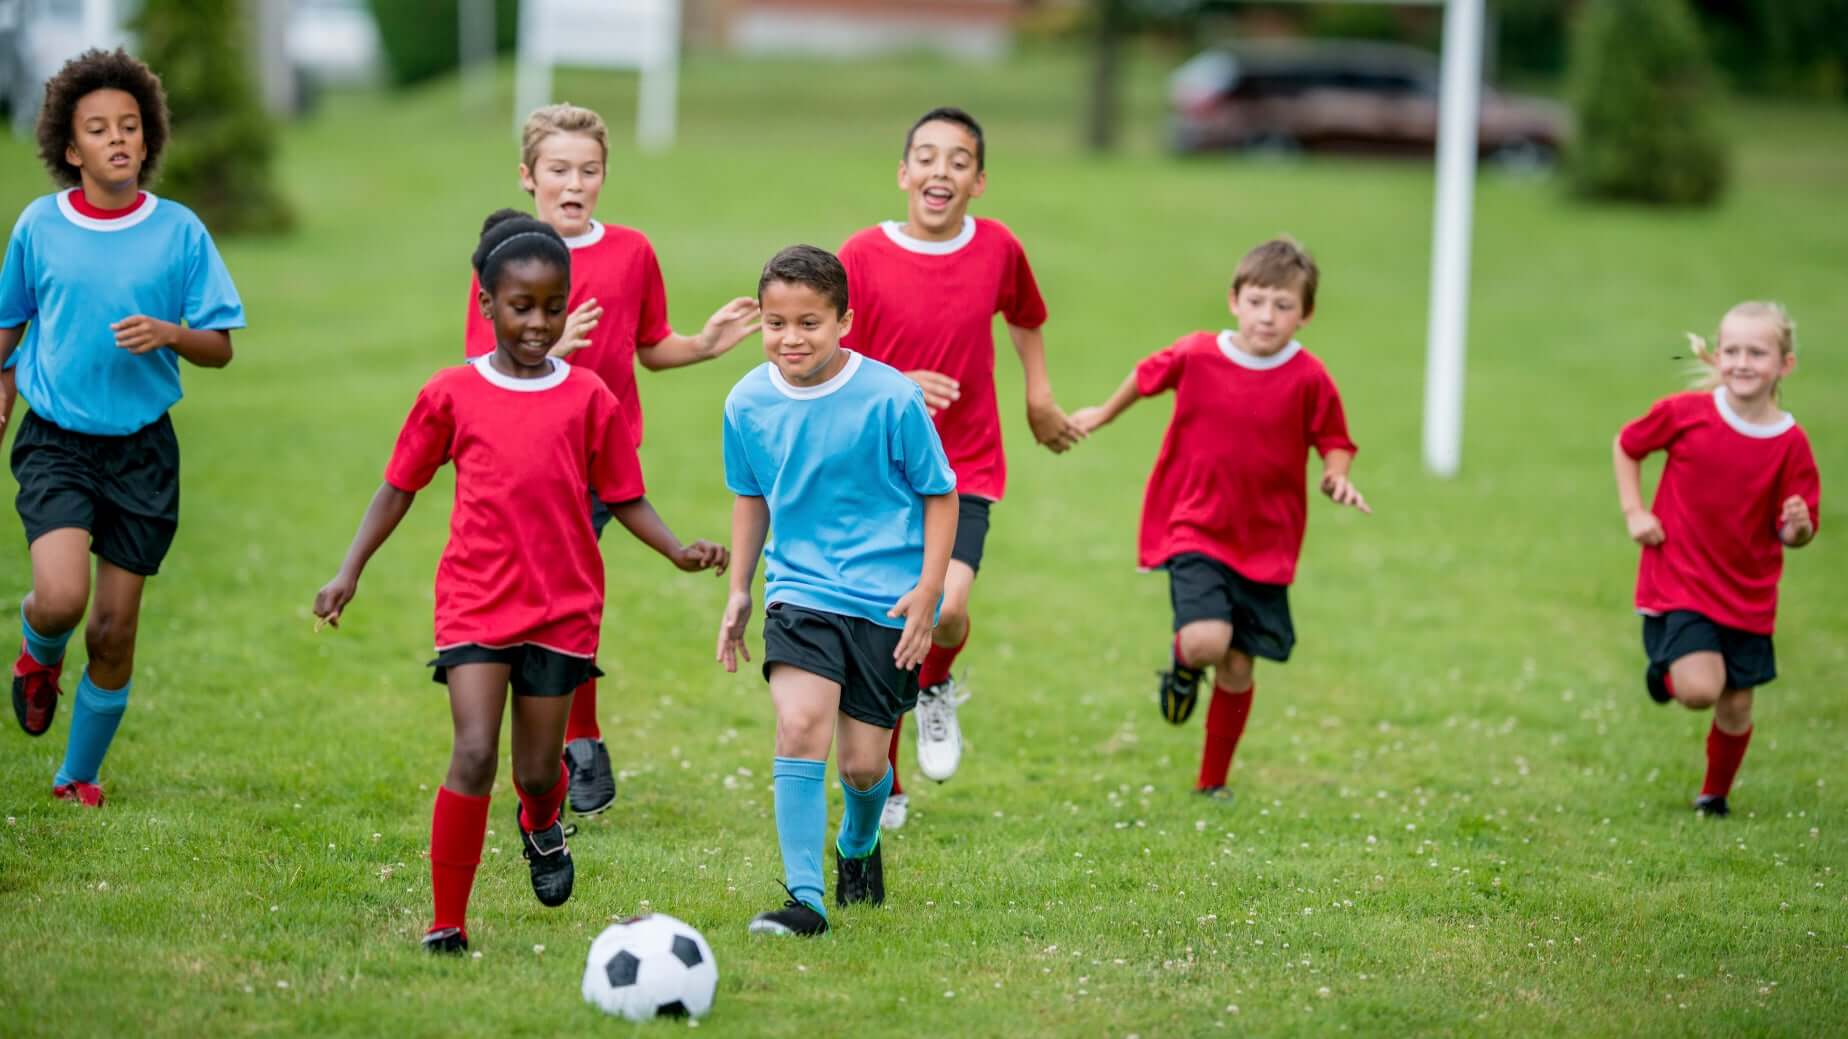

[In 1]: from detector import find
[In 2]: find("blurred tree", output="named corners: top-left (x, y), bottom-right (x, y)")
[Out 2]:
top-left (369, 0), bottom-right (520, 89)
top-left (1566, 0), bottom-right (1727, 206)
top-left (134, 0), bottom-right (294, 234)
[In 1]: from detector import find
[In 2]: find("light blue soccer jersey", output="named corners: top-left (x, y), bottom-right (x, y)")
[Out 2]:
top-left (0, 191), bottom-right (245, 435)
top-left (723, 351), bottom-right (957, 628)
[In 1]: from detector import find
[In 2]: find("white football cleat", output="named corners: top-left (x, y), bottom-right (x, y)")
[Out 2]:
top-left (914, 678), bottom-right (969, 782)
top-left (881, 792), bottom-right (909, 830)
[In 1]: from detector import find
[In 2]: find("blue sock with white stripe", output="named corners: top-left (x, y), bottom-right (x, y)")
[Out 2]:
top-left (21, 604), bottom-right (72, 667)
top-left (836, 764), bottom-right (892, 860)
top-left (772, 756), bottom-right (828, 917)
top-left (55, 672), bottom-right (130, 786)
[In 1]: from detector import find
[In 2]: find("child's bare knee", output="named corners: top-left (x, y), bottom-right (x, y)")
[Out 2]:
top-left (839, 755), bottom-right (889, 791)
top-left (1216, 651), bottom-right (1254, 691)
top-left (448, 739), bottom-right (498, 792)
top-left (1177, 624), bottom-right (1231, 669)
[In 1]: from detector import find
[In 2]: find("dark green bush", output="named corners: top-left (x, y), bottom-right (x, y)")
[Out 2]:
top-left (1566, 0), bottom-right (1728, 206)
top-left (368, 0), bottom-right (519, 89)
top-left (134, 0), bottom-right (293, 234)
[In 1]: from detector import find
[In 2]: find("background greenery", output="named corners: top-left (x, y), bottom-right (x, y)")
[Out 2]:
top-left (1, 48), bottom-right (1843, 1036)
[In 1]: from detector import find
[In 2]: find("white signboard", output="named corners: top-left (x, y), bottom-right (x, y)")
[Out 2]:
top-left (514, 0), bottom-right (681, 153)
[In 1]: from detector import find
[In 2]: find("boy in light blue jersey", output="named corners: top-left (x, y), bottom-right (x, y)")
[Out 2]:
top-left (1, 51), bottom-right (244, 806)
top-left (716, 245), bottom-right (957, 937)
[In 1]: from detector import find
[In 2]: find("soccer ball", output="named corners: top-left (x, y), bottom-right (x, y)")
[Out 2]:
top-left (581, 913), bottom-right (718, 1021)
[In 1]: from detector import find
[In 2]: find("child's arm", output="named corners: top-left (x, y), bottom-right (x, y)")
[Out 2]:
top-left (716, 495), bottom-right (770, 673)
top-left (635, 298), bottom-right (763, 370)
top-left (112, 318), bottom-right (234, 368)
top-left (314, 483), bottom-right (417, 627)
top-left (0, 325), bottom-right (19, 438)
top-left (1070, 370), bottom-right (1143, 435)
top-left (1612, 434), bottom-right (1665, 546)
top-left (607, 496), bottom-right (730, 573)
top-left (1319, 449), bottom-right (1371, 514)
top-left (889, 491), bottom-right (958, 670)
top-left (1006, 323), bottom-right (1083, 453)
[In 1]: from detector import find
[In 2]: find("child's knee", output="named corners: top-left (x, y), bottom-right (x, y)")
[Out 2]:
top-left (83, 610), bottom-right (140, 670)
top-left (1177, 623), bottom-right (1231, 669)
top-left (1715, 688), bottom-right (1754, 730)
top-left (935, 605), bottom-right (970, 644)
top-left (838, 753), bottom-right (888, 791)
top-left (774, 709), bottom-right (832, 757)
top-left (1670, 655), bottom-right (1726, 708)
top-left (1216, 650), bottom-right (1254, 691)
top-left (513, 759), bottom-right (560, 796)
top-left (448, 738), bottom-right (499, 790)
top-left (28, 584), bottom-right (87, 633)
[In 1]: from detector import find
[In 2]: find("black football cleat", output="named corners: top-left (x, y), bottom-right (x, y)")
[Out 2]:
top-left (835, 840), bottom-right (885, 907)
top-left (749, 884), bottom-right (829, 936)
top-left (1644, 663), bottom-right (1673, 705)
top-left (1694, 794), bottom-right (1730, 818)
top-left (517, 805), bottom-right (576, 907)
top-left (1158, 663), bottom-right (1203, 725)
top-left (564, 738), bottom-right (617, 815)
top-left (421, 926), bottom-right (468, 954)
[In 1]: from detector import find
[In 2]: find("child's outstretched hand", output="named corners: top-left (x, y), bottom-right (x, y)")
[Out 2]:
top-left (1320, 473), bottom-right (1372, 514)
top-left (716, 592), bottom-right (754, 672)
top-left (1779, 495), bottom-right (1815, 546)
top-left (551, 299), bottom-right (603, 359)
top-left (1625, 508), bottom-right (1665, 546)
top-left (886, 584), bottom-right (939, 671)
top-left (674, 540), bottom-right (730, 574)
top-left (1028, 399), bottom-right (1085, 454)
top-left (698, 297), bottom-right (763, 358)
top-left (313, 572), bottom-right (358, 630)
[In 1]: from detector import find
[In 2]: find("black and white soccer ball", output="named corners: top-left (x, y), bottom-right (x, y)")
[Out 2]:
top-left (581, 913), bottom-right (718, 1021)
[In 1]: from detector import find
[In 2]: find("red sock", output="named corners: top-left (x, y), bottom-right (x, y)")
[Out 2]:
top-left (886, 717), bottom-right (905, 796)
top-left (1701, 723), bottom-right (1753, 798)
top-left (563, 678), bottom-right (600, 743)
top-left (517, 759), bottom-right (570, 832)
top-left (1663, 671), bottom-right (1677, 700)
top-left (1196, 682), bottom-right (1254, 790)
top-left (919, 622), bottom-right (970, 689)
top-left (430, 786), bottom-right (491, 935)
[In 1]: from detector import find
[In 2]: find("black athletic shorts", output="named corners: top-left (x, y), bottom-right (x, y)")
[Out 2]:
top-left (428, 643), bottom-right (604, 697)
top-left (1166, 552), bottom-right (1295, 662)
top-left (11, 409), bottom-right (180, 576)
top-left (1642, 610), bottom-right (1776, 690)
top-left (761, 603), bottom-right (918, 729)
top-left (951, 495), bottom-right (993, 571)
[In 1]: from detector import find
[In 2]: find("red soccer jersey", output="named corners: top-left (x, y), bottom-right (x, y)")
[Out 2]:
top-left (839, 216), bottom-right (1048, 502)
top-left (465, 220), bottom-right (672, 447)
top-left (1135, 332), bottom-right (1357, 586)
top-left (385, 357), bottom-right (646, 656)
top-left (1619, 388), bottom-right (1821, 634)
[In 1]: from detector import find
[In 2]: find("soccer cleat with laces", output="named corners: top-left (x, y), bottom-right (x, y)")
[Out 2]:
top-left (835, 839), bottom-right (885, 907)
top-left (1158, 663), bottom-right (1202, 725)
top-left (52, 780), bottom-right (104, 807)
top-left (914, 679), bottom-right (968, 782)
top-left (881, 792), bottom-right (909, 830)
top-left (421, 926), bottom-right (468, 954)
top-left (563, 737), bottom-right (617, 815)
top-left (1694, 794), bottom-right (1729, 818)
top-left (516, 805), bottom-right (577, 907)
top-left (12, 644), bottom-right (63, 737)
top-left (748, 884), bottom-right (829, 936)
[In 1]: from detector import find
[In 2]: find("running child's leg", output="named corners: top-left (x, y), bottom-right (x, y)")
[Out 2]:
top-left (1197, 648), bottom-right (1254, 794)
top-left (913, 561), bottom-right (974, 783)
top-left (13, 529), bottom-right (89, 737)
top-left (562, 493), bottom-right (616, 815)
top-left (511, 689), bottom-right (575, 907)
top-left (1165, 619), bottom-right (1232, 725)
top-left (429, 663), bottom-right (509, 947)
top-left (919, 561), bottom-right (975, 685)
top-left (1666, 652), bottom-right (1726, 710)
top-left (767, 664), bottom-right (838, 920)
top-left (52, 561), bottom-right (144, 801)
top-left (1699, 687), bottom-right (1754, 817)
top-left (835, 713), bottom-right (893, 906)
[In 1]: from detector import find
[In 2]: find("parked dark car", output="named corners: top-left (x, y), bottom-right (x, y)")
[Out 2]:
top-left (1169, 41), bottom-right (1569, 168)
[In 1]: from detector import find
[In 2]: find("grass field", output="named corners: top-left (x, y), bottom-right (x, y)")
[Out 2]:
top-left (1, 48), bottom-right (1844, 1036)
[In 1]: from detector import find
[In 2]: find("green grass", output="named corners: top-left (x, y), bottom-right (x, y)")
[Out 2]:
top-left (2, 48), bottom-right (1844, 1036)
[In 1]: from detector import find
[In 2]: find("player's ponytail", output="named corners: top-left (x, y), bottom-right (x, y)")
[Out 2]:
top-left (473, 209), bottom-right (571, 294)
top-left (1685, 301), bottom-right (1795, 401)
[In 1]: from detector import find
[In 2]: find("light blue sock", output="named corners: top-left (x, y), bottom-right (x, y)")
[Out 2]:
top-left (836, 764), bottom-right (892, 860)
top-left (772, 756), bottom-right (828, 917)
top-left (21, 604), bottom-right (72, 667)
top-left (54, 672), bottom-right (130, 787)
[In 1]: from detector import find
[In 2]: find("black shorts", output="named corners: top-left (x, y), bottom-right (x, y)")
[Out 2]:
top-left (11, 409), bottom-right (180, 576)
top-left (1642, 611), bottom-right (1776, 690)
top-left (428, 643), bottom-right (604, 697)
top-left (1166, 552), bottom-right (1295, 662)
top-left (761, 603), bottom-right (918, 729)
top-left (951, 495), bottom-right (993, 572)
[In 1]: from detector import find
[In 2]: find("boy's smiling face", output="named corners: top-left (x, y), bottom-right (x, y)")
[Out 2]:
top-left (521, 132), bottom-right (605, 239)
top-left (65, 88), bottom-right (145, 193)
top-left (761, 280), bottom-right (852, 387)
top-left (1229, 281), bottom-right (1311, 356)
top-left (898, 120), bottom-right (986, 240)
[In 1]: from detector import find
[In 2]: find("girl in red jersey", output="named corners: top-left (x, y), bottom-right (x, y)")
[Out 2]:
top-left (467, 104), bottom-right (760, 816)
top-left (1613, 301), bottom-right (1819, 818)
top-left (316, 211), bottom-right (726, 953)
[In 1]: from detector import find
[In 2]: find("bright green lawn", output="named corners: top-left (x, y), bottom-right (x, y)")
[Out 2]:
top-left (1, 49), bottom-right (1844, 1037)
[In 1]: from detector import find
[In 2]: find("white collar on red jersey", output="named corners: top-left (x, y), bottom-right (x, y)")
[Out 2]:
top-left (561, 220), bottom-right (605, 250)
top-left (880, 216), bottom-right (976, 255)
top-left (56, 189), bottom-right (159, 232)
top-left (767, 349), bottom-right (863, 400)
top-left (1712, 386), bottom-right (1794, 438)
top-left (471, 354), bottom-right (571, 392)
top-left (1217, 331), bottom-right (1302, 370)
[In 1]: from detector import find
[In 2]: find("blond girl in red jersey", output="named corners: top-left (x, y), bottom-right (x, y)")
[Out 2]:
top-left (1612, 301), bottom-right (1820, 817)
